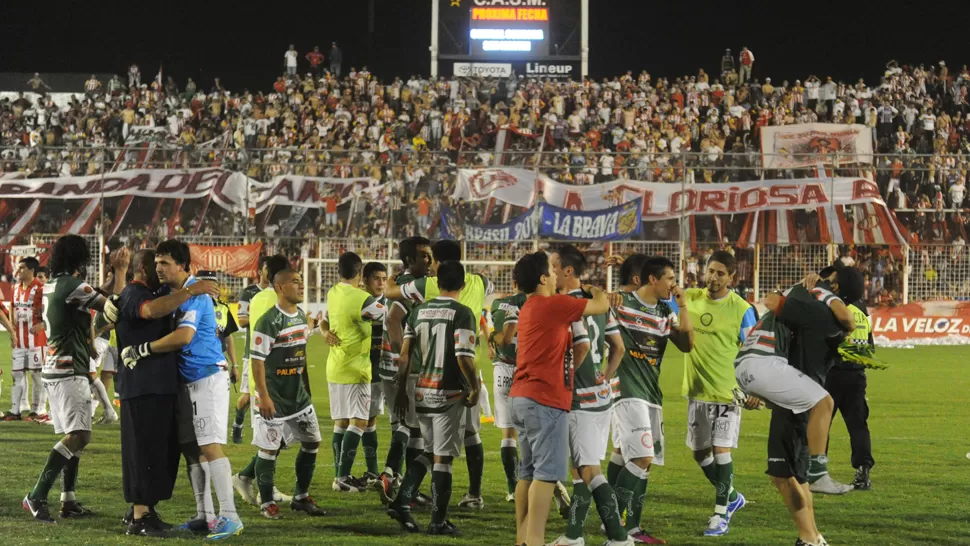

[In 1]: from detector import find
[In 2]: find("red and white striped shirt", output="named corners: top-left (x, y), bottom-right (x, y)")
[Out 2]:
top-left (12, 278), bottom-right (46, 349)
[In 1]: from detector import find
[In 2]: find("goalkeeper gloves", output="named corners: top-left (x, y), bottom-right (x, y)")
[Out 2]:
top-left (103, 295), bottom-right (121, 324)
top-left (121, 342), bottom-right (153, 369)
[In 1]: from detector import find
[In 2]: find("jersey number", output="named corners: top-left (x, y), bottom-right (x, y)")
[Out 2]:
top-left (41, 295), bottom-right (51, 335)
top-left (415, 322), bottom-right (448, 373)
top-left (585, 317), bottom-right (601, 364)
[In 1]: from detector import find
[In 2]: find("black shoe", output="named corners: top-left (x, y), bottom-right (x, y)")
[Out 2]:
top-left (176, 517), bottom-right (210, 535)
top-left (23, 495), bottom-right (55, 523)
top-left (232, 424), bottom-right (243, 445)
top-left (852, 466), bottom-right (872, 491)
top-left (386, 506), bottom-right (420, 533)
top-left (122, 505), bottom-right (134, 525)
top-left (126, 519), bottom-right (170, 538)
top-left (290, 495), bottom-right (327, 516)
top-left (59, 501), bottom-right (92, 518)
top-left (428, 520), bottom-right (461, 536)
top-left (142, 509), bottom-right (173, 531)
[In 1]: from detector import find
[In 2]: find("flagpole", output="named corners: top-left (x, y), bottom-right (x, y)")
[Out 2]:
top-left (531, 124), bottom-right (549, 241)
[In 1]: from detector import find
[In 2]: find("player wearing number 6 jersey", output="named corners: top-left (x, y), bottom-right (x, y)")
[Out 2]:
top-left (488, 287), bottom-right (526, 502)
top-left (682, 251), bottom-right (758, 537)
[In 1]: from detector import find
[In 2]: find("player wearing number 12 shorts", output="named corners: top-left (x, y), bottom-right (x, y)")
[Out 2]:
top-left (682, 251), bottom-right (758, 537)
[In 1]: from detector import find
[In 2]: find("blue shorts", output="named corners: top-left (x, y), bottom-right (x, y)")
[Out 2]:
top-left (510, 396), bottom-right (569, 483)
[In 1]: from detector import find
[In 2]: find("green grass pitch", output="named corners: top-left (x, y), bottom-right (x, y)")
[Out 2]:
top-left (0, 332), bottom-right (967, 545)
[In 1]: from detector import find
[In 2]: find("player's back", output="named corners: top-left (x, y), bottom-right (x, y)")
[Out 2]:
top-left (407, 297), bottom-right (476, 412)
top-left (379, 273), bottom-right (417, 380)
top-left (326, 282), bottom-right (375, 383)
top-left (612, 291), bottom-right (676, 406)
top-left (736, 310), bottom-right (792, 366)
top-left (490, 292), bottom-right (526, 366)
top-left (404, 273), bottom-right (493, 333)
top-left (42, 274), bottom-right (97, 379)
top-left (13, 278), bottom-right (46, 348)
top-left (683, 288), bottom-right (757, 403)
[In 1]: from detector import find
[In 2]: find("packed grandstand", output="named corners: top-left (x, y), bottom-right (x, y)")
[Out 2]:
top-left (1, 55), bottom-right (968, 308)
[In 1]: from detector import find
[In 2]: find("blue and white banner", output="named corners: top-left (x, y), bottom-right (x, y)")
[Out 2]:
top-left (539, 199), bottom-right (642, 240)
top-left (464, 206), bottom-right (538, 241)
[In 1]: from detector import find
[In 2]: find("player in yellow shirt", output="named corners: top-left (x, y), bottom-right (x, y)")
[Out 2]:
top-left (682, 251), bottom-right (759, 537)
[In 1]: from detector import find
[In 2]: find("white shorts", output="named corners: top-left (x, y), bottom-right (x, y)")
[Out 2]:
top-left (611, 399), bottom-right (665, 466)
top-left (464, 395), bottom-right (482, 435)
top-left (328, 382), bottom-right (371, 421)
top-left (45, 376), bottom-right (92, 435)
top-left (569, 410), bottom-right (612, 468)
top-left (735, 356), bottom-right (829, 414)
top-left (240, 357), bottom-right (251, 394)
top-left (97, 346), bottom-right (118, 374)
top-left (13, 347), bottom-right (45, 372)
top-left (417, 403), bottom-right (467, 457)
top-left (252, 405), bottom-right (322, 451)
top-left (381, 376), bottom-right (417, 428)
top-left (492, 363), bottom-right (515, 429)
top-left (369, 382), bottom-right (385, 419)
top-left (686, 399), bottom-right (741, 451)
top-left (177, 370), bottom-right (231, 446)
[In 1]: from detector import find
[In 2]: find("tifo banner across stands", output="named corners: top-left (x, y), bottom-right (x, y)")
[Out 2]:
top-left (188, 242), bottom-right (262, 279)
top-left (760, 123), bottom-right (874, 169)
top-left (872, 302), bottom-right (970, 346)
top-left (539, 199), bottom-right (642, 240)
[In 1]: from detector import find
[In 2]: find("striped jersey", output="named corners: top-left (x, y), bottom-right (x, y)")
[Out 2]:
top-left (489, 292), bottom-right (527, 367)
top-left (569, 288), bottom-right (619, 413)
top-left (379, 273), bottom-right (416, 380)
top-left (400, 272), bottom-right (494, 334)
top-left (612, 291), bottom-right (678, 406)
top-left (405, 297), bottom-right (477, 414)
top-left (42, 274), bottom-right (104, 380)
top-left (12, 278), bottom-right (46, 349)
top-left (250, 305), bottom-right (311, 418)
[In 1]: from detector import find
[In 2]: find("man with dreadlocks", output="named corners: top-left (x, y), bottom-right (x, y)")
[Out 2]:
top-left (23, 235), bottom-right (129, 523)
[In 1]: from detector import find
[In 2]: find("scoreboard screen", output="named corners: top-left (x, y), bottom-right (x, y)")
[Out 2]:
top-left (469, 3), bottom-right (549, 57)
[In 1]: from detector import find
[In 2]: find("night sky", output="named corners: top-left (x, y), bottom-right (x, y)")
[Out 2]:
top-left (3, 0), bottom-right (969, 92)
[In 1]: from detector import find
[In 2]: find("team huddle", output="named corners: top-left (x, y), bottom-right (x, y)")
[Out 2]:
top-left (5, 234), bottom-right (872, 546)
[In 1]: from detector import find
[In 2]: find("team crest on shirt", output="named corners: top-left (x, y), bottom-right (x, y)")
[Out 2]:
top-left (701, 313), bottom-right (713, 326)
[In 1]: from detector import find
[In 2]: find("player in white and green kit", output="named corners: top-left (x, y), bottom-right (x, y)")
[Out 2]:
top-left (233, 256), bottom-right (270, 445)
top-left (249, 269), bottom-right (327, 520)
top-left (488, 288), bottom-right (527, 502)
top-left (682, 251), bottom-right (759, 536)
top-left (609, 256), bottom-right (693, 545)
top-left (361, 262), bottom-right (389, 483)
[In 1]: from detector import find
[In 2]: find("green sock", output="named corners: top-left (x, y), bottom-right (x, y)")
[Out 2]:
top-left (808, 454), bottom-right (828, 484)
top-left (590, 476), bottom-right (627, 542)
top-left (294, 448), bottom-right (317, 498)
top-left (362, 428), bottom-right (379, 475)
top-left (614, 463), bottom-right (642, 530)
top-left (628, 473), bottom-right (648, 532)
top-left (30, 443), bottom-right (72, 501)
top-left (464, 440), bottom-right (484, 497)
top-left (239, 455), bottom-right (258, 479)
top-left (337, 427), bottom-right (363, 478)
top-left (607, 453), bottom-right (624, 487)
top-left (392, 454), bottom-right (430, 510)
top-left (565, 480), bottom-right (592, 540)
top-left (700, 457), bottom-right (717, 487)
top-left (254, 454), bottom-right (277, 506)
top-left (233, 407), bottom-right (247, 427)
top-left (331, 428), bottom-right (346, 477)
top-left (62, 456), bottom-right (80, 496)
top-left (404, 427), bottom-right (423, 476)
top-left (383, 427), bottom-right (409, 475)
top-left (430, 464), bottom-right (454, 525)
top-left (713, 454), bottom-right (734, 514)
top-left (500, 441), bottom-right (518, 494)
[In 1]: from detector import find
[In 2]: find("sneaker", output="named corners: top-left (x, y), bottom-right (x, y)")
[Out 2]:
top-left (177, 517), bottom-right (210, 534)
top-left (332, 476), bottom-right (365, 493)
top-left (22, 495), bottom-right (55, 523)
top-left (427, 520), bottom-right (461, 536)
top-left (233, 474), bottom-right (258, 506)
top-left (795, 540), bottom-right (818, 546)
top-left (260, 503), bottom-right (283, 520)
top-left (33, 414), bottom-right (52, 425)
top-left (206, 515), bottom-right (244, 540)
top-left (5, 413), bottom-right (23, 421)
top-left (290, 495), bottom-right (327, 516)
top-left (375, 473), bottom-right (396, 505)
top-left (142, 510), bottom-right (173, 531)
top-left (256, 485), bottom-right (292, 504)
top-left (809, 474), bottom-right (853, 495)
top-left (59, 501), bottom-right (93, 518)
top-left (548, 534), bottom-right (585, 545)
top-left (629, 530), bottom-right (666, 544)
top-left (412, 491), bottom-right (432, 509)
top-left (505, 493), bottom-right (515, 503)
top-left (852, 466), bottom-right (871, 491)
top-left (604, 539), bottom-right (635, 546)
top-left (816, 535), bottom-right (829, 546)
top-left (96, 412), bottom-right (118, 425)
top-left (554, 481), bottom-right (571, 520)
top-left (122, 505), bottom-right (134, 525)
top-left (26, 412), bottom-right (39, 422)
top-left (726, 491), bottom-right (746, 521)
top-left (703, 514), bottom-right (729, 537)
top-left (386, 505), bottom-right (421, 532)
top-left (232, 424), bottom-right (243, 445)
top-left (458, 494), bottom-right (484, 511)
top-left (361, 471), bottom-right (380, 485)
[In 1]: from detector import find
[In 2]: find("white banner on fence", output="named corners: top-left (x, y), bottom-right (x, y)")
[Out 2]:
top-left (454, 168), bottom-right (886, 216)
top-left (760, 123), bottom-right (874, 169)
top-left (249, 175), bottom-right (384, 213)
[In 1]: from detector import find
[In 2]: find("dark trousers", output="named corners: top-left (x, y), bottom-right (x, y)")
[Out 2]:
top-left (825, 367), bottom-right (875, 469)
top-left (120, 394), bottom-right (181, 506)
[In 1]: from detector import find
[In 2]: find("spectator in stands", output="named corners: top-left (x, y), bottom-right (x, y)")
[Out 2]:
top-left (739, 47), bottom-right (754, 83)
top-left (306, 46), bottom-right (325, 78)
top-left (284, 45), bottom-right (298, 77)
top-left (329, 42), bottom-right (343, 78)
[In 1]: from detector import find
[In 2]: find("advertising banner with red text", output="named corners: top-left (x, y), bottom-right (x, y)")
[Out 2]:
top-left (188, 243), bottom-right (263, 279)
top-left (871, 301), bottom-right (970, 346)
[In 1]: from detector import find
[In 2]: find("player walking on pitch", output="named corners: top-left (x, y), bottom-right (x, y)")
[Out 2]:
top-left (232, 257), bottom-right (270, 444)
top-left (682, 251), bottom-right (759, 536)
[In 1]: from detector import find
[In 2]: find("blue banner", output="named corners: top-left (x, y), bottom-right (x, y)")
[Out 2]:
top-left (440, 206), bottom-right (538, 241)
top-left (539, 199), bottom-right (642, 240)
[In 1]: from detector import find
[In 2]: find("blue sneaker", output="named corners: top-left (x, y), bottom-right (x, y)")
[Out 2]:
top-left (206, 516), bottom-right (243, 540)
top-left (725, 492), bottom-right (746, 521)
top-left (703, 514), bottom-right (729, 537)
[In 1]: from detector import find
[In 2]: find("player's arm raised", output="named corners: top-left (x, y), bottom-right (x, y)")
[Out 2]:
top-left (668, 286), bottom-right (694, 352)
top-left (580, 285), bottom-right (610, 316)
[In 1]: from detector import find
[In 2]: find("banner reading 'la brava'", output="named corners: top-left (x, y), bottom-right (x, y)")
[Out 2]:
top-left (539, 199), bottom-right (642, 240)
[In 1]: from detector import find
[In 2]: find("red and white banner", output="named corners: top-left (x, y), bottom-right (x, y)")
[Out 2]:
top-left (249, 175), bottom-right (384, 214)
top-left (188, 242), bottom-right (263, 279)
top-left (872, 302), bottom-right (970, 346)
top-left (760, 123), bottom-right (874, 169)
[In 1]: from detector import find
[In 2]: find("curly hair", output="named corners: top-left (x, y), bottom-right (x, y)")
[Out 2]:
top-left (49, 235), bottom-right (90, 277)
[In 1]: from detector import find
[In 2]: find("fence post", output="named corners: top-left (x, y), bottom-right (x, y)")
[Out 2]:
top-left (98, 232), bottom-right (106, 287)
top-left (678, 240), bottom-right (686, 286)
top-left (827, 242), bottom-right (836, 265)
top-left (753, 243), bottom-right (761, 302)
top-left (606, 242), bottom-right (613, 290)
top-left (902, 244), bottom-right (910, 305)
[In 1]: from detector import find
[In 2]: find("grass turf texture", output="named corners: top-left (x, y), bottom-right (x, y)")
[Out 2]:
top-left (0, 332), bottom-right (967, 545)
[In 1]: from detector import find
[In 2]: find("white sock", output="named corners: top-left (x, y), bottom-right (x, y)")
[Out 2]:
top-left (30, 371), bottom-right (44, 414)
top-left (188, 463), bottom-right (211, 521)
top-left (208, 457), bottom-right (239, 520)
top-left (90, 379), bottom-right (115, 417)
top-left (11, 371), bottom-right (25, 415)
top-left (200, 461), bottom-right (216, 521)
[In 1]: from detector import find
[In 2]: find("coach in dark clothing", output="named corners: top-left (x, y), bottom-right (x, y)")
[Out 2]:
top-left (115, 249), bottom-right (218, 536)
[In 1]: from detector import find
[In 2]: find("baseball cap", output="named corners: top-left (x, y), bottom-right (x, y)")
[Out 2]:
top-left (196, 270), bottom-right (219, 282)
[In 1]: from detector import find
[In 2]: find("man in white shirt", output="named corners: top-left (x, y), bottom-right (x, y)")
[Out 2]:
top-left (950, 179), bottom-right (966, 208)
top-left (284, 45), bottom-right (299, 77)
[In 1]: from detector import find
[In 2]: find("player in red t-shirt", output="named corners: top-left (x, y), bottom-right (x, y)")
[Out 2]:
top-left (508, 251), bottom-right (612, 546)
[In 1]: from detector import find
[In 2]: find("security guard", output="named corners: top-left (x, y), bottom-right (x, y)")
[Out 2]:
top-left (824, 300), bottom-right (875, 491)
top-left (196, 271), bottom-right (240, 385)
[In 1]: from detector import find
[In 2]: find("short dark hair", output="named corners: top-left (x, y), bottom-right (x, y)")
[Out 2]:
top-left (431, 240), bottom-right (461, 263)
top-left (156, 239), bottom-right (192, 272)
top-left (338, 252), bottom-right (363, 279)
top-left (363, 261), bottom-right (387, 279)
top-left (557, 244), bottom-right (586, 278)
top-left (618, 253), bottom-right (648, 286)
top-left (641, 256), bottom-right (675, 285)
top-left (436, 261), bottom-right (466, 292)
top-left (36, 266), bottom-right (49, 277)
top-left (272, 268), bottom-right (298, 286)
top-left (18, 257), bottom-right (40, 274)
top-left (265, 255), bottom-right (290, 283)
top-left (49, 235), bottom-right (90, 276)
top-left (399, 236), bottom-right (431, 268)
top-left (707, 251), bottom-right (737, 275)
top-left (513, 252), bottom-right (549, 294)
